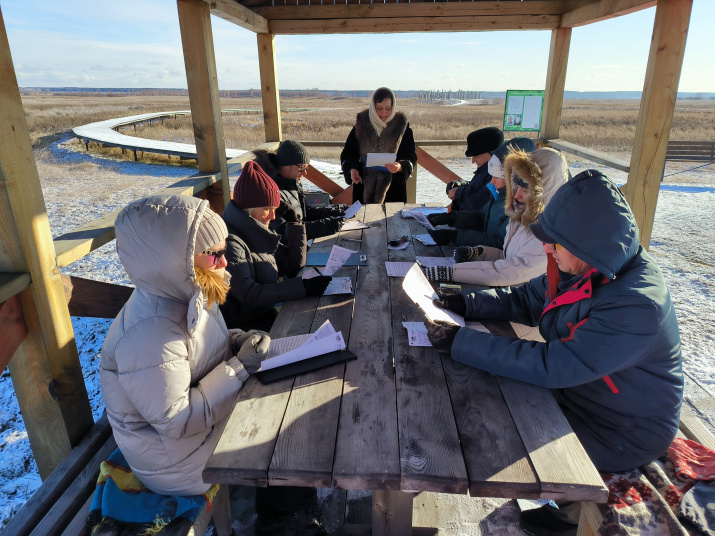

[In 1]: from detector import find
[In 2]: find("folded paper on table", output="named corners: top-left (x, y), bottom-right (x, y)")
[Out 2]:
top-left (402, 322), bottom-right (432, 347)
top-left (343, 201), bottom-right (362, 220)
top-left (341, 220), bottom-right (370, 231)
top-left (324, 277), bottom-right (353, 295)
top-left (257, 320), bottom-right (346, 372)
top-left (413, 234), bottom-right (437, 246)
top-left (365, 152), bottom-right (396, 170)
top-left (402, 264), bottom-right (465, 327)
top-left (416, 256), bottom-right (455, 267)
top-left (385, 261), bottom-right (416, 278)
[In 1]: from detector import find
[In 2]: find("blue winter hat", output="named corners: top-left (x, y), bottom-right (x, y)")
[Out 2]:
top-left (529, 170), bottom-right (640, 279)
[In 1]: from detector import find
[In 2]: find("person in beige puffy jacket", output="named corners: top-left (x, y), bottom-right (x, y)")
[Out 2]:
top-left (451, 147), bottom-right (569, 286)
top-left (100, 194), bottom-right (269, 496)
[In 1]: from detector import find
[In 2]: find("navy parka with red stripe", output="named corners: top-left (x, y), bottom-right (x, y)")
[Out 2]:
top-left (450, 170), bottom-right (683, 472)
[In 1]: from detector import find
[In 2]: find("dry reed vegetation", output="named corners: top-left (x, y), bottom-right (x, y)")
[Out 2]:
top-left (22, 94), bottom-right (715, 167)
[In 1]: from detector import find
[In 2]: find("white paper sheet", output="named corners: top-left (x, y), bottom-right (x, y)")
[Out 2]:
top-left (258, 320), bottom-right (346, 371)
top-left (323, 245), bottom-right (359, 276)
top-left (402, 264), bottom-right (465, 327)
top-left (416, 256), bottom-right (455, 267)
top-left (365, 152), bottom-right (396, 169)
top-left (343, 201), bottom-right (362, 220)
top-left (302, 266), bottom-right (322, 279)
top-left (401, 207), bottom-right (448, 218)
top-left (412, 234), bottom-right (437, 246)
top-left (465, 321), bottom-right (490, 334)
top-left (385, 261), bottom-right (416, 278)
top-left (410, 211), bottom-right (435, 230)
top-left (341, 220), bottom-right (370, 231)
top-left (324, 277), bottom-right (353, 295)
top-left (402, 322), bottom-right (432, 347)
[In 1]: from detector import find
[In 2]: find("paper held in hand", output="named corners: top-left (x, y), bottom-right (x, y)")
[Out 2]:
top-left (402, 264), bottom-right (465, 327)
top-left (257, 319), bottom-right (346, 372)
top-left (343, 201), bottom-right (362, 220)
top-left (365, 152), bottom-right (396, 170)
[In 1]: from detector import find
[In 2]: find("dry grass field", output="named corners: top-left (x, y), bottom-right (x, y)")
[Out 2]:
top-left (22, 94), bottom-right (715, 167)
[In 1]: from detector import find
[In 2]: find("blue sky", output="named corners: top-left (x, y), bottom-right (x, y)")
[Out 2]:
top-left (2, 0), bottom-right (713, 92)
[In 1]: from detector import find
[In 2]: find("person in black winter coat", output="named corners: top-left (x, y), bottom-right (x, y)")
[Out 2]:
top-left (220, 161), bottom-right (331, 333)
top-left (446, 126), bottom-right (503, 211)
top-left (426, 171), bottom-right (683, 536)
top-left (220, 160), bottom-right (330, 536)
top-left (340, 87), bottom-right (417, 204)
top-left (253, 140), bottom-right (346, 240)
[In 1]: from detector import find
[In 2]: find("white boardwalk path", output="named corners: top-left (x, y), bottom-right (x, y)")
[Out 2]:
top-left (72, 110), bottom-right (249, 160)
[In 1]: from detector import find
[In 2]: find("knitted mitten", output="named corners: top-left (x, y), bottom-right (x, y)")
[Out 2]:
top-left (453, 246), bottom-right (484, 263)
top-left (425, 320), bottom-right (461, 352)
top-left (421, 265), bottom-right (454, 282)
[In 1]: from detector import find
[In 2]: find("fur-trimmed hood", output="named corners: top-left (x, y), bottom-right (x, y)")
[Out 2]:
top-left (504, 147), bottom-right (568, 226)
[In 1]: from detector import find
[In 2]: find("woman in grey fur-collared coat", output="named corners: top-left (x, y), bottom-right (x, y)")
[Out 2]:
top-left (340, 87), bottom-right (417, 204)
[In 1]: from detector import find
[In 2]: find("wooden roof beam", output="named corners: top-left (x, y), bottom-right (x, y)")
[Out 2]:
top-left (561, 0), bottom-right (656, 28)
top-left (254, 1), bottom-right (593, 21)
top-left (207, 0), bottom-right (269, 33)
top-left (269, 15), bottom-right (561, 35)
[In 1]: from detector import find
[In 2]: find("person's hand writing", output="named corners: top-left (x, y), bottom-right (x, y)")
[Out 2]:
top-left (427, 211), bottom-right (456, 227)
top-left (303, 275), bottom-right (332, 296)
top-left (433, 293), bottom-right (467, 316)
top-left (384, 162), bottom-right (402, 174)
top-left (425, 320), bottom-right (460, 352)
top-left (350, 169), bottom-right (362, 184)
top-left (233, 330), bottom-right (272, 374)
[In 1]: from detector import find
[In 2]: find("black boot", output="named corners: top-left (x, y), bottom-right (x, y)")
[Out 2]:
top-left (519, 504), bottom-right (579, 536)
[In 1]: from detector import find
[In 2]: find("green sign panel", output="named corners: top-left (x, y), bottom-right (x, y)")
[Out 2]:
top-left (503, 90), bottom-right (545, 132)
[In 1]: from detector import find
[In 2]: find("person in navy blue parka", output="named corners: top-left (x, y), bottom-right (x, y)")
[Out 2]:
top-left (425, 170), bottom-right (683, 535)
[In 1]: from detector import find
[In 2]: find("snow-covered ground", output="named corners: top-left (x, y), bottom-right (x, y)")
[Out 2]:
top-left (1, 138), bottom-right (713, 531)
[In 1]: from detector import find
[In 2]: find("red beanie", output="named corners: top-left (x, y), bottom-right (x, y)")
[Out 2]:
top-left (233, 161), bottom-right (281, 209)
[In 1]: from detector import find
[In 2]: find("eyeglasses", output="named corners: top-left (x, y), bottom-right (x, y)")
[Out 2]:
top-left (200, 248), bottom-right (226, 265)
top-left (297, 165), bottom-right (309, 172)
top-left (542, 242), bottom-right (562, 251)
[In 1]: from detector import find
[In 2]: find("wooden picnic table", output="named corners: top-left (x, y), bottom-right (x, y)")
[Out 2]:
top-left (203, 202), bottom-right (608, 534)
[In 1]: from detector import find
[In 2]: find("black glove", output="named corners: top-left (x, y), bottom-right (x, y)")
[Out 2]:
top-left (421, 265), bottom-right (453, 282)
top-left (327, 217), bottom-right (344, 234)
top-left (425, 320), bottom-right (461, 352)
top-left (276, 201), bottom-right (301, 224)
top-left (427, 211), bottom-right (457, 227)
top-left (453, 246), bottom-right (484, 263)
top-left (329, 205), bottom-right (346, 217)
top-left (433, 293), bottom-right (467, 316)
top-left (427, 229), bottom-right (458, 246)
top-left (303, 275), bottom-right (332, 296)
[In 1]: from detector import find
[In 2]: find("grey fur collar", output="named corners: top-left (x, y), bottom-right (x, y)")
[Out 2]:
top-left (354, 109), bottom-right (407, 158)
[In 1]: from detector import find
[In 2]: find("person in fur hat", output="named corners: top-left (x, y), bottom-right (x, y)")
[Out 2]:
top-left (425, 137), bottom-right (535, 248)
top-left (421, 147), bottom-right (568, 287)
top-left (340, 87), bottom-right (417, 204)
top-left (100, 194), bottom-right (271, 497)
top-left (252, 140), bottom-right (345, 240)
top-left (220, 161), bottom-right (331, 333)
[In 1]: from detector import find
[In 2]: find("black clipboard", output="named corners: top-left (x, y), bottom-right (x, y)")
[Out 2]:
top-left (254, 349), bottom-right (357, 384)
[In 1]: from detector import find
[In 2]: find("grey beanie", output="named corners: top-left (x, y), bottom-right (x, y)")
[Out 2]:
top-left (275, 140), bottom-right (310, 168)
top-left (195, 208), bottom-right (228, 253)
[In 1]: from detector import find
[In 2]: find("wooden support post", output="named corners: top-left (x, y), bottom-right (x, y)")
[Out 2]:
top-left (257, 33), bottom-right (282, 142)
top-left (178, 0), bottom-right (230, 215)
top-left (406, 163), bottom-right (417, 205)
top-left (372, 490), bottom-right (413, 536)
top-left (626, 0), bottom-right (692, 248)
top-left (540, 28), bottom-right (571, 141)
top-left (0, 11), bottom-right (94, 478)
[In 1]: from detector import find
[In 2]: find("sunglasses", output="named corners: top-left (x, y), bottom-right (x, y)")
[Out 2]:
top-left (542, 242), bottom-right (562, 251)
top-left (200, 248), bottom-right (226, 265)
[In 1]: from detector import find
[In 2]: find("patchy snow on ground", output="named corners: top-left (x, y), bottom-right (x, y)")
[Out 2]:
top-left (1, 139), bottom-right (713, 532)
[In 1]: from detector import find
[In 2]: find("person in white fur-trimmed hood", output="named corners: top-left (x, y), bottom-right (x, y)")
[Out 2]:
top-left (421, 147), bottom-right (568, 288)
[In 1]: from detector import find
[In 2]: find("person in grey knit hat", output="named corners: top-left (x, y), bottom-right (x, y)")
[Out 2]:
top-left (99, 194), bottom-right (270, 499)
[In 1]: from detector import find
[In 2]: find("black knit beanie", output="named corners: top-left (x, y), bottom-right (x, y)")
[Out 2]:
top-left (275, 140), bottom-right (310, 168)
top-left (465, 127), bottom-right (504, 157)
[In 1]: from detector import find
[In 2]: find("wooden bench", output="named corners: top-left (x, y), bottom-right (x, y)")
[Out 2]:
top-left (577, 378), bottom-right (715, 536)
top-left (665, 140), bottom-right (715, 163)
top-left (0, 414), bottom-right (232, 536)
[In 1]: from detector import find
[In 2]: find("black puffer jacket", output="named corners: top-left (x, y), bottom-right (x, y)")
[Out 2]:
top-left (220, 201), bottom-right (306, 332)
top-left (253, 150), bottom-right (342, 240)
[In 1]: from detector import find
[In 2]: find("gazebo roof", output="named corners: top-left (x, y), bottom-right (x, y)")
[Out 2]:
top-left (209, 0), bottom-right (656, 35)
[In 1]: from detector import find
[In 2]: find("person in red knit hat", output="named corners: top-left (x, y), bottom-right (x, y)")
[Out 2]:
top-left (220, 160), bottom-right (330, 534)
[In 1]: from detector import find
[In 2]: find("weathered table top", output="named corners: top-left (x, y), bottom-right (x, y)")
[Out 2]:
top-left (204, 203), bottom-right (608, 504)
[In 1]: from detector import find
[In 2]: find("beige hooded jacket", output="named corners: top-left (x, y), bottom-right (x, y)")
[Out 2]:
top-left (452, 147), bottom-right (568, 286)
top-left (100, 195), bottom-right (243, 495)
